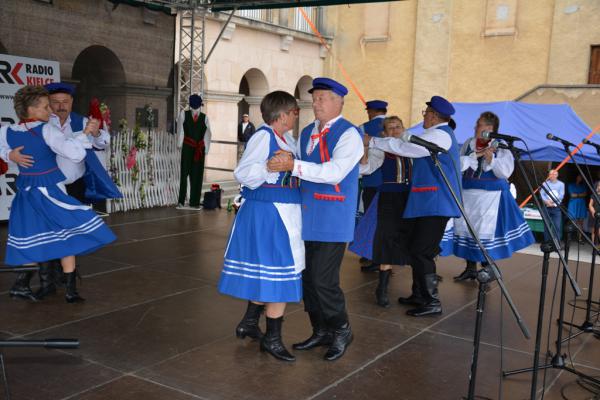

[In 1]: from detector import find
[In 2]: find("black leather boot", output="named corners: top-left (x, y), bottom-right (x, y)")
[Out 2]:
top-left (65, 271), bottom-right (85, 303)
top-left (454, 260), bottom-right (478, 281)
top-left (375, 269), bottom-right (391, 308)
top-left (35, 262), bottom-right (57, 300)
top-left (398, 267), bottom-right (425, 306)
top-left (293, 312), bottom-right (333, 350)
top-left (235, 301), bottom-right (264, 340)
top-left (260, 316), bottom-right (295, 362)
top-left (9, 271), bottom-right (37, 301)
top-left (324, 323), bottom-right (353, 361)
top-left (52, 259), bottom-right (66, 287)
top-left (407, 273), bottom-right (442, 317)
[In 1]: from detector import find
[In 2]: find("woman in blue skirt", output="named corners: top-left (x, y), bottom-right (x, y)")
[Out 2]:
top-left (218, 91), bottom-right (302, 361)
top-left (451, 111), bottom-right (534, 281)
top-left (567, 175), bottom-right (588, 241)
top-left (0, 85), bottom-right (116, 302)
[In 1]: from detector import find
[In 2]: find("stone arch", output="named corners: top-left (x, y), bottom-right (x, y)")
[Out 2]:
top-left (293, 75), bottom-right (314, 137)
top-left (238, 68), bottom-right (269, 132)
top-left (71, 45), bottom-right (126, 124)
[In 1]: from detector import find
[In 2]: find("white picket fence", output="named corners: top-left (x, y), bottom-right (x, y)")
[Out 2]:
top-left (107, 129), bottom-right (180, 213)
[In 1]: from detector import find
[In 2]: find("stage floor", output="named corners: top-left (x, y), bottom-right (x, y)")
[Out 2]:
top-left (0, 207), bottom-right (599, 400)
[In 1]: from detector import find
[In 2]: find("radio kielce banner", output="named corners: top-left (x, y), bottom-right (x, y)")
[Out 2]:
top-left (0, 54), bottom-right (60, 220)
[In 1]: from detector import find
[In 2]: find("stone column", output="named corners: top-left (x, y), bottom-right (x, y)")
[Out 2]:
top-left (204, 90), bottom-right (245, 182)
top-left (244, 95), bottom-right (263, 129)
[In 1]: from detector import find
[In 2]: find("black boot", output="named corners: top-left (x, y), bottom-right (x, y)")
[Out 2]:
top-left (260, 317), bottom-right (295, 362)
top-left (407, 273), bottom-right (442, 317)
top-left (454, 261), bottom-right (478, 281)
top-left (9, 271), bottom-right (37, 301)
top-left (52, 259), bottom-right (66, 287)
top-left (398, 267), bottom-right (425, 306)
top-left (65, 271), bottom-right (85, 303)
top-left (35, 262), bottom-right (57, 300)
top-left (293, 312), bottom-right (333, 350)
top-left (324, 323), bottom-right (353, 361)
top-left (235, 301), bottom-right (264, 340)
top-left (375, 269), bottom-right (391, 308)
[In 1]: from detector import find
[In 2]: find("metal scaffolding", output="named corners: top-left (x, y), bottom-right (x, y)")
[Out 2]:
top-left (176, 8), bottom-right (206, 116)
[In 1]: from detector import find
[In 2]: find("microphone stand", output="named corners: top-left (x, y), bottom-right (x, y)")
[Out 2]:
top-left (499, 144), bottom-right (599, 400)
top-left (554, 142), bottom-right (600, 340)
top-left (425, 149), bottom-right (530, 400)
top-left (0, 266), bottom-right (79, 400)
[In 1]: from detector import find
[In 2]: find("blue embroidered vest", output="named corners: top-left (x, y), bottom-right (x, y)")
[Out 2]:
top-left (380, 153), bottom-right (411, 192)
top-left (299, 118), bottom-right (360, 242)
top-left (403, 124), bottom-right (462, 218)
top-left (461, 142), bottom-right (509, 191)
top-left (241, 127), bottom-right (300, 204)
top-left (360, 117), bottom-right (384, 188)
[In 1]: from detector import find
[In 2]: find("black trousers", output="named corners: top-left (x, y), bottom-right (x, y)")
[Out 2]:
top-left (65, 177), bottom-right (86, 203)
top-left (303, 241), bottom-right (348, 329)
top-left (408, 216), bottom-right (449, 293)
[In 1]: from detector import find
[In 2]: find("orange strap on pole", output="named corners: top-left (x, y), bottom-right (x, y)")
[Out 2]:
top-left (519, 122), bottom-right (600, 208)
top-left (298, 7), bottom-right (366, 106)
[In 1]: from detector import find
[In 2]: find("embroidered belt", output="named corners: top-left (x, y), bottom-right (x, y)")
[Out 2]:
top-left (20, 166), bottom-right (59, 176)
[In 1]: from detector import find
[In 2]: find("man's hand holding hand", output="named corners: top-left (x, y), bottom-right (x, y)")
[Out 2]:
top-left (9, 146), bottom-right (34, 168)
top-left (84, 118), bottom-right (101, 137)
top-left (267, 150), bottom-right (294, 172)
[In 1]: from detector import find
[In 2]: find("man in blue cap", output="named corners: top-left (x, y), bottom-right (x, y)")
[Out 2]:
top-left (6, 81), bottom-right (114, 301)
top-left (267, 77), bottom-right (363, 360)
top-left (176, 93), bottom-right (212, 210)
top-left (358, 99), bottom-right (388, 271)
top-left (364, 95), bottom-right (462, 317)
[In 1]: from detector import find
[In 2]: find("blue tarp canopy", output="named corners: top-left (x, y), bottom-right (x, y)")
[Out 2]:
top-left (408, 101), bottom-right (597, 164)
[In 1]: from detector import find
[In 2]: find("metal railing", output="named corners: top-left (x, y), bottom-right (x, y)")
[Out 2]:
top-left (236, 8), bottom-right (272, 23)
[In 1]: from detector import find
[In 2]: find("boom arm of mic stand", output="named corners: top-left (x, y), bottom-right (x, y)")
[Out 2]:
top-left (428, 151), bottom-right (531, 339)
top-left (510, 146), bottom-right (582, 296)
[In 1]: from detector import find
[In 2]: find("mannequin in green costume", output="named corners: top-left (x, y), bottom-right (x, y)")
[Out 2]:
top-left (176, 94), bottom-right (212, 209)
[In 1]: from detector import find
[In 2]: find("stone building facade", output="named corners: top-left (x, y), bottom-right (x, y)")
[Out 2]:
top-left (325, 0), bottom-right (600, 129)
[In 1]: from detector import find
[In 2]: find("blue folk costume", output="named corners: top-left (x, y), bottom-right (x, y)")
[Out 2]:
top-left (359, 117), bottom-right (384, 193)
top-left (3, 121), bottom-right (116, 265)
top-left (349, 152), bottom-right (412, 264)
top-left (218, 126), bottom-right (304, 303)
top-left (441, 138), bottom-right (534, 261)
top-left (68, 112), bottom-right (122, 201)
top-left (567, 182), bottom-right (588, 220)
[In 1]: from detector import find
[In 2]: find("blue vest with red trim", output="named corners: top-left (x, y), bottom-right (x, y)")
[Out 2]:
top-left (403, 124), bottom-right (462, 218)
top-left (379, 153), bottom-right (411, 192)
top-left (299, 118), bottom-right (360, 242)
top-left (360, 117), bottom-right (384, 188)
top-left (241, 127), bottom-right (300, 204)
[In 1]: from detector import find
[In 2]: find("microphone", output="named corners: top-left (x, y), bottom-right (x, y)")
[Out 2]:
top-left (481, 131), bottom-right (522, 142)
top-left (582, 138), bottom-right (600, 154)
top-left (490, 140), bottom-right (511, 150)
top-left (546, 133), bottom-right (575, 147)
top-left (404, 133), bottom-right (447, 154)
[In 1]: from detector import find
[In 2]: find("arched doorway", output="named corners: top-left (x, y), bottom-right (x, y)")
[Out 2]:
top-left (0, 41), bottom-right (7, 54)
top-left (294, 75), bottom-right (313, 137)
top-left (71, 45), bottom-right (126, 125)
top-left (237, 68), bottom-right (269, 158)
top-left (238, 68), bottom-right (269, 122)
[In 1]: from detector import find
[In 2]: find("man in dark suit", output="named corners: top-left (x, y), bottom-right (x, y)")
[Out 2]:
top-left (237, 113), bottom-right (256, 160)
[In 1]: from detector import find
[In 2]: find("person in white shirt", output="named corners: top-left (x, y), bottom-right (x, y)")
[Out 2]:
top-left (267, 77), bottom-right (363, 361)
top-left (176, 94), bottom-right (212, 209)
